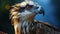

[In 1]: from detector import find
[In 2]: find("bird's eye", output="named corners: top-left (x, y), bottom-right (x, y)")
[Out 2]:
top-left (26, 6), bottom-right (31, 9)
top-left (26, 5), bottom-right (33, 10)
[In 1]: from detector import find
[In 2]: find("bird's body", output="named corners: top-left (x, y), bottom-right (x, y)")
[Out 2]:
top-left (10, 0), bottom-right (45, 34)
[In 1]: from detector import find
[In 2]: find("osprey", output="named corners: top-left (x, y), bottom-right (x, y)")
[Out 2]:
top-left (10, 0), bottom-right (57, 34)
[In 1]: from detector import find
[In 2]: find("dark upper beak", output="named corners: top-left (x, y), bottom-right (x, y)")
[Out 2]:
top-left (39, 9), bottom-right (45, 16)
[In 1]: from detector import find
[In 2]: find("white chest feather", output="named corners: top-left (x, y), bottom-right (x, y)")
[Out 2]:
top-left (19, 10), bottom-right (32, 21)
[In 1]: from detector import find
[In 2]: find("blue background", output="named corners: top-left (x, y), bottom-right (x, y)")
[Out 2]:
top-left (32, 0), bottom-right (60, 29)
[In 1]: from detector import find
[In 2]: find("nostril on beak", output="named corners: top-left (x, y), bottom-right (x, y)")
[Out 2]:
top-left (35, 7), bottom-right (39, 9)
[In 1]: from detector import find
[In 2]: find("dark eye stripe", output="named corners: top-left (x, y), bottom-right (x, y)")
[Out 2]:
top-left (20, 7), bottom-right (25, 10)
top-left (26, 5), bottom-right (33, 8)
top-left (30, 5), bottom-right (33, 7)
top-left (19, 7), bottom-right (25, 12)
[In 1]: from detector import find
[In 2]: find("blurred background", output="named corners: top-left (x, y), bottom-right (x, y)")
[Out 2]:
top-left (0, 0), bottom-right (60, 34)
